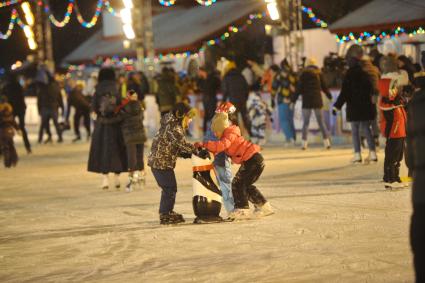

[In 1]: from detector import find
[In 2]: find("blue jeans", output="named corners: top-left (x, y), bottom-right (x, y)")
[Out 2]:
top-left (151, 168), bottom-right (177, 214)
top-left (302, 108), bottom-right (329, 140)
top-left (215, 158), bottom-right (234, 212)
top-left (351, 121), bottom-right (376, 153)
top-left (278, 103), bottom-right (295, 141)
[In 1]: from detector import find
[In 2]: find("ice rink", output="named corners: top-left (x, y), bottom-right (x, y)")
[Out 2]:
top-left (0, 141), bottom-right (414, 282)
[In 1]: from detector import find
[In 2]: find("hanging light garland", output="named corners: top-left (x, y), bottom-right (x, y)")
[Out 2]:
top-left (195, 0), bottom-right (217, 6)
top-left (44, 0), bottom-right (74, 28)
top-left (336, 26), bottom-right (425, 44)
top-left (158, 0), bottom-right (176, 6)
top-left (301, 5), bottom-right (327, 28)
top-left (0, 8), bottom-right (18, 40)
top-left (73, 0), bottom-right (103, 28)
top-left (0, 0), bottom-right (21, 8)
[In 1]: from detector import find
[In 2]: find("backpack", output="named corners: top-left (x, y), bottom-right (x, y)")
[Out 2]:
top-left (99, 91), bottom-right (118, 117)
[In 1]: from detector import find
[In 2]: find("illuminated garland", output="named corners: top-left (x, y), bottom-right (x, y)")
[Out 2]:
top-left (195, 0), bottom-right (216, 6)
top-left (158, 0), bottom-right (176, 6)
top-left (0, 8), bottom-right (18, 39)
top-left (0, 0), bottom-right (21, 8)
top-left (336, 26), bottom-right (425, 44)
top-left (104, 0), bottom-right (117, 16)
top-left (73, 0), bottom-right (103, 28)
top-left (301, 5), bottom-right (327, 28)
top-left (44, 0), bottom-right (74, 28)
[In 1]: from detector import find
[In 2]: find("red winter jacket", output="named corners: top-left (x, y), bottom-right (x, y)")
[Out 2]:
top-left (203, 125), bottom-right (260, 164)
top-left (378, 77), bottom-right (407, 138)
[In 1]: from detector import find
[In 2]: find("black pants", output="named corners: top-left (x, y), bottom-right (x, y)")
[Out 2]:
top-left (126, 143), bottom-right (144, 171)
top-left (203, 101), bottom-right (216, 133)
top-left (235, 102), bottom-right (252, 137)
top-left (232, 153), bottom-right (267, 209)
top-left (15, 113), bottom-right (31, 152)
top-left (74, 109), bottom-right (91, 138)
top-left (39, 108), bottom-right (61, 142)
top-left (411, 203), bottom-right (425, 283)
top-left (384, 138), bottom-right (404, 182)
top-left (151, 168), bottom-right (177, 214)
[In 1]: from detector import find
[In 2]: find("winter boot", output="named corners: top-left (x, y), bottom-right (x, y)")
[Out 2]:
top-left (228, 208), bottom-right (252, 220)
top-left (301, 140), bottom-right (308, 150)
top-left (323, 138), bottom-right (331, 150)
top-left (101, 174), bottom-right (109, 190)
top-left (351, 152), bottom-right (362, 164)
top-left (160, 211), bottom-right (185, 225)
top-left (384, 165), bottom-right (404, 189)
top-left (254, 202), bottom-right (275, 217)
top-left (114, 174), bottom-right (120, 190)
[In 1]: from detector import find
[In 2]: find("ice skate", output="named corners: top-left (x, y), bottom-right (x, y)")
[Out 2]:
top-left (114, 174), bottom-right (120, 190)
top-left (125, 175), bottom-right (136, 192)
top-left (364, 151), bottom-right (378, 165)
top-left (228, 209), bottom-right (252, 220)
top-left (301, 140), bottom-right (308, 150)
top-left (72, 136), bottom-right (81, 143)
top-left (384, 181), bottom-right (406, 190)
top-left (350, 153), bottom-right (362, 164)
top-left (101, 174), bottom-right (109, 190)
top-left (254, 202), bottom-right (275, 217)
top-left (138, 170), bottom-right (146, 186)
top-left (323, 139), bottom-right (331, 150)
top-left (160, 211), bottom-right (185, 225)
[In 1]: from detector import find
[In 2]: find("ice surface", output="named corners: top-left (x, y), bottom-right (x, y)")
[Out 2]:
top-left (0, 142), bottom-right (413, 282)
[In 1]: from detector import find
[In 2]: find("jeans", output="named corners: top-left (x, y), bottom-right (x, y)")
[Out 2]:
top-left (302, 108), bottom-right (329, 140)
top-left (151, 168), bottom-right (177, 214)
top-left (278, 103), bottom-right (295, 141)
top-left (351, 121), bottom-right (376, 153)
top-left (215, 158), bottom-right (234, 212)
top-left (232, 153), bottom-right (267, 209)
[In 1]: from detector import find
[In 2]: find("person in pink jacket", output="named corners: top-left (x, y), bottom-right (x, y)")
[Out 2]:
top-left (195, 112), bottom-right (274, 219)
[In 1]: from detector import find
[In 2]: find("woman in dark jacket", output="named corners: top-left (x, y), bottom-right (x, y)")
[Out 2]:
top-left (293, 58), bottom-right (332, 150)
top-left (333, 45), bottom-right (377, 164)
top-left (87, 68), bottom-right (127, 190)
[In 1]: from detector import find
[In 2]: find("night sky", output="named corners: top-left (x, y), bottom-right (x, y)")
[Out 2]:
top-left (0, 0), bottom-right (370, 70)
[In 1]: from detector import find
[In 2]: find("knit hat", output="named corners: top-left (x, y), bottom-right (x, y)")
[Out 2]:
top-left (215, 102), bottom-right (236, 114)
top-left (211, 112), bottom-right (230, 138)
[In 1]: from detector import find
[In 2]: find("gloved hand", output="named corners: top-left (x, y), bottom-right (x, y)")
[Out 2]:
top-left (194, 142), bottom-right (204, 148)
top-left (332, 106), bottom-right (339, 116)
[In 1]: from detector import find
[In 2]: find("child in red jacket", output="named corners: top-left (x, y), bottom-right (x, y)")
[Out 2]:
top-left (196, 112), bottom-right (273, 219)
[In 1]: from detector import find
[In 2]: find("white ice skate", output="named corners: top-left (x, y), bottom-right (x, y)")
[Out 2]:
top-left (254, 202), bottom-right (275, 218)
top-left (323, 139), bottom-right (331, 150)
top-left (384, 181), bottom-right (406, 190)
top-left (114, 174), bottom-right (120, 190)
top-left (351, 153), bottom-right (362, 164)
top-left (228, 209), bottom-right (253, 220)
top-left (363, 151), bottom-right (378, 165)
top-left (101, 174), bottom-right (109, 190)
top-left (301, 140), bottom-right (308, 150)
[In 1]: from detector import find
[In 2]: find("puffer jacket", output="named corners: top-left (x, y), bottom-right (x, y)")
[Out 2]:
top-left (148, 112), bottom-right (195, 169)
top-left (222, 69), bottom-right (249, 105)
top-left (293, 65), bottom-right (332, 109)
top-left (119, 100), bottom-right (146, 145)
top-left (378, 73), bottom-right (407, 138)
top-left (203, 125), bottom-right (260, 164)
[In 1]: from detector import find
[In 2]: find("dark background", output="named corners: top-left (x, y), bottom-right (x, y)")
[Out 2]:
top-left (0, 0), bottom-right (371, 69)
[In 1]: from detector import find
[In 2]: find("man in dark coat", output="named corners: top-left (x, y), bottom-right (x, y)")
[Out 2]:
top-left (154, 68), bottom-right (179, 117)
top-left (409, 67), bottom-right (425, 283)
top-left (333, 45), bottom-right (377, 163)
top-left (2, 73), bottom-right (31, 153)
top-left (197, 67), bottom-right (220, 133)
top-left (293, 58), bottom-right (332, 150)
top-left (222, 62), bottom-right (251, 136)
top-left (67, 82), bottom-right (91, 142)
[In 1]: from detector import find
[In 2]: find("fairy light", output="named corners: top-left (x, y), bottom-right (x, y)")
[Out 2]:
top-left (336, 26), bottom-right (424, 43)
top-left (0, 9), bottom-right (18, 40)
top-left (158, 0), bottom-right (176, 6)
top-left (0, 0), bottom-right (21, 8)
top-left (74, 0), bottom-right (104, 28)
top-left (195, 0), bottom-right (216, 6)
top-left (45, 0), bottom-right (74, 28)
top-left (301, 5), bottom-right (328, 28)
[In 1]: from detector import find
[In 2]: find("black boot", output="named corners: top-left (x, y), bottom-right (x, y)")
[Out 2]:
top-left (383, 166), bottom-right (392, 183)
top-left (160, 211), bottom-right (185, 225)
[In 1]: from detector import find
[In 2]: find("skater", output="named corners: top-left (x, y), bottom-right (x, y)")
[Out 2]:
top-left (148, 102), bottom-right (197, 224)
top-left (409, 55), bottom-right (425, 282)
top-left (197, 66), bottom-right (220, 134)
top-left (116, 91), bottom-right (147, 192)
top-left (196, 111), bottom-right (273, 220)
top-left (333, 45), bottom-right (378, 164)
top-left (293, 58), bottom-right (332, 150)
top-left (203, 102), bottom-right (237, 214)
top-left (0, 96), bottom-right (19, 168)
top-left (247, 84), bottom-right (273, 146)
top-left (67, 81), bottom-right (91, 142)
top-left (378, 55), bottom-right (408, 189)
top-left (88, 68), bottom-right (127, 190)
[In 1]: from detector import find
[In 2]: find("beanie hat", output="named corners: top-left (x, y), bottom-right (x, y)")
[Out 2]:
top-left (215, 102), bottom-right (236, 114)
top-left (211, 112), bottom-right (230, 138)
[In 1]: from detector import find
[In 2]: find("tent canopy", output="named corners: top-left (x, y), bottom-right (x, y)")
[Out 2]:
top-left (63, 0), bottom-right (264, 63)
top-left (329, 0), bottom-right (425, 34)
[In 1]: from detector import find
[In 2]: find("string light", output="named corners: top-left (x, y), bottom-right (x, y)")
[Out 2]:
top-left (44, 0), bottom-right (74, 28)
top-left (158, 0), bottom-right (176, 7)
top-left (0, 0), bottom-right (21, 8)
top-left (0, 8), bottom-right (18, 40)
top-left (336, 26), bottom-right (425, 44)
top-left (195, 0), bottom-right (216, 6)
top-left (73, 0), bottom-right (104, 28)
top-left (301, 5), bottom-right (328, 28)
